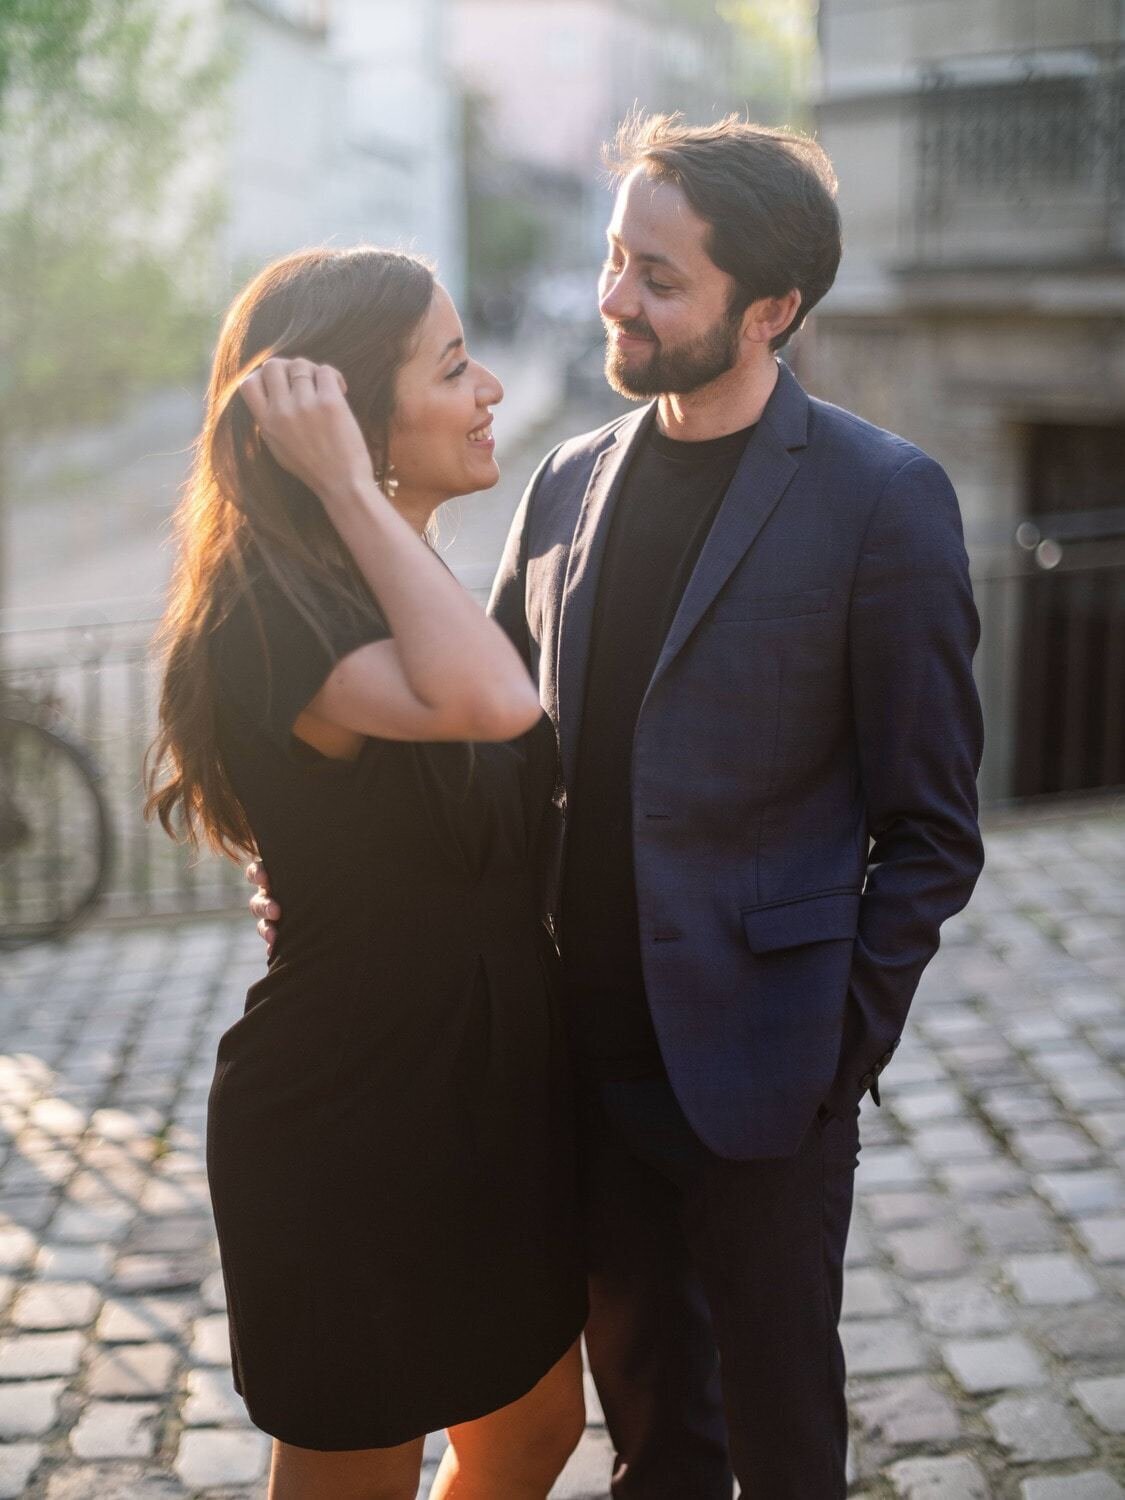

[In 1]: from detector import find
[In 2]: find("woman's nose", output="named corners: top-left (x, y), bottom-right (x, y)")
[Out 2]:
top-left (478, 366), bottom-right (504, 406)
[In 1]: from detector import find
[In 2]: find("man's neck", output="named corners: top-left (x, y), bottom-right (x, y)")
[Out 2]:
top-left (656, 356), bottom-right (779, 443)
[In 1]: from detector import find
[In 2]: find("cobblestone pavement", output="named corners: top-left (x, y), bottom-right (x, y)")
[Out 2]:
top-left (0, 804), bottom-right (1122, 1499)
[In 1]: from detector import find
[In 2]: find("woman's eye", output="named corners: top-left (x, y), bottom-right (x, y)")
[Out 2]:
top-left (445, 360), bottom-right (469, 381)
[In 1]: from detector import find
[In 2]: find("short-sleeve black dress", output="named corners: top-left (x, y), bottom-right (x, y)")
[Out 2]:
top-left (205, 565), bottom-right (587, 1452)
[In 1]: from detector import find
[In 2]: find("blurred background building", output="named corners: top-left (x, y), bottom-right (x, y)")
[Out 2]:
top-left (224, 0), bottom-right (465, 297)
top-left (810, 0), bottom-right (1125, 804)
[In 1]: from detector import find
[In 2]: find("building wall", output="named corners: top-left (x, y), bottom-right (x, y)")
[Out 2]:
top-left (221, 0), bottom-right (465, 296)
top-left (811, 0), bottom-right (1125, 800)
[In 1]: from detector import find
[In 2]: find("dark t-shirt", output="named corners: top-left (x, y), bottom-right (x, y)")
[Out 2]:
top-left (560, 418), bottom-right (757, 1079)
top-left (212, 567), bottom-right (391, 758)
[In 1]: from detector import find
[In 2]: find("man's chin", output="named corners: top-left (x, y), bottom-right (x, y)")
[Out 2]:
top-left (605, 352), bottom-right (660, 400)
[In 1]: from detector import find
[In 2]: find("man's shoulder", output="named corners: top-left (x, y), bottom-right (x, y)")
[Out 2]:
top-left (804, 392), bottom-right (947, 490)
top-left (534, 408), bottom-right (645, 489)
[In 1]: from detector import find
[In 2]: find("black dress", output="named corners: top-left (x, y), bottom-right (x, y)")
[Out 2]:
top-left (206, 568), bottom-right (586, 1451)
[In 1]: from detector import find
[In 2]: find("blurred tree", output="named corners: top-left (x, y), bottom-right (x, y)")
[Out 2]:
top-left (618, 0), bottom-right (817, 128)
top-left (0, 0), bottom-right (226, 599)
top-left (461, 88), bottom-right (546, 336)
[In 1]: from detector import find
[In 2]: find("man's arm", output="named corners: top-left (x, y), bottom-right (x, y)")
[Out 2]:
top-left (832, 452), bottom-right (985, 1109)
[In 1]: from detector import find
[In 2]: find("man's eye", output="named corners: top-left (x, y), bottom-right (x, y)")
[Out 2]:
top-left (446, 360), bottom-right (469, 380)
top-left (646, 279), bottom-right (673, 294)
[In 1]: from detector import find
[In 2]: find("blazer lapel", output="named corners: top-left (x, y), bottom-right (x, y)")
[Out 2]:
top-left (647, 361), bottom-right (810, 690)
top-left (556, 404), bottom-right (656, 790)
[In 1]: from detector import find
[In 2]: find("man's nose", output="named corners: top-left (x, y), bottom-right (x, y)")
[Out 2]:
top-left (599, 271), bottom-right (635, 324)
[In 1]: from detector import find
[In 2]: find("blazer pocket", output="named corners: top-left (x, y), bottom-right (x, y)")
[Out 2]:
top-left (741, 888), bottom-right (861, 954)
top-left (711, 586), bottom-right (833, 623)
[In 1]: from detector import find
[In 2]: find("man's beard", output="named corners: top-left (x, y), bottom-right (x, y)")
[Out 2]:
top-left (604, 309), bottom-right (742, 399)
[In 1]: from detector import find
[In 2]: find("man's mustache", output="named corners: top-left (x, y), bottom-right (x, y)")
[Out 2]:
top-left (604, 316), bottom-right (658, 343)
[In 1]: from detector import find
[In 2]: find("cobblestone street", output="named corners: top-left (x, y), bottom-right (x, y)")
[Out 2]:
top-left (0, 804), bottom-right (1122, 1499)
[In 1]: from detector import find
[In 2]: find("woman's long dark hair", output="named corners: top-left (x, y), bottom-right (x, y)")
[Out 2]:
top-left (145, 246), bottom-right (436, 857)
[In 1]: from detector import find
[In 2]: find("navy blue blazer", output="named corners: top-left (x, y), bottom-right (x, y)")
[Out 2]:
top-left (489, 361), bottom-right (985, 1159)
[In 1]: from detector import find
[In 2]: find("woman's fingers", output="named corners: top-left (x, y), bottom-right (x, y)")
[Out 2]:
top-left (249, 891), bottom-right (280, 922)
top-left (240, 358), bottom-right (346, 417)
top-left (238, 368), bottom-right (266, 423)
top-left (287, 358), bottom-right (319, 404)
top-left (259, 357), bottom-right (292, 406)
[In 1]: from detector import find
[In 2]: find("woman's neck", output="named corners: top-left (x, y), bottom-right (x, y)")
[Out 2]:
top-left (390, 487), bottom-right (443, 537)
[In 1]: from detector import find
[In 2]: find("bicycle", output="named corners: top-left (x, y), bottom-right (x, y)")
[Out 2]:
top-left (0, 684), bottom-right (114, 949)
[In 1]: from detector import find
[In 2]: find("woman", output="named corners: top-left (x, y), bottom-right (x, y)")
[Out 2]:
top-left (146, 246), bottom-right (587, 1500)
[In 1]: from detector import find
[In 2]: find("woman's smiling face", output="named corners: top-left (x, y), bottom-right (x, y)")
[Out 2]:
top-left (385, 284), bottom-right (504, 513)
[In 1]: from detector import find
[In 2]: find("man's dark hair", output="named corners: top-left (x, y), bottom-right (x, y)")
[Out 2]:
top-left (605, 113), bottom-right (842, 351)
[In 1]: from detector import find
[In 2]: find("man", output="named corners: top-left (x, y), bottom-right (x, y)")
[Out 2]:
top-left (255, 115), bottom-right (984, 1498)
top-left (486, 115), bottom-right (983, 1499)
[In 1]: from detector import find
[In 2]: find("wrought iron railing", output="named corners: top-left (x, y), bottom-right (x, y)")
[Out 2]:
top-left (915, 48), bottom-right (1123, 265)
top-left (0, 613), bottom-right (244, 924)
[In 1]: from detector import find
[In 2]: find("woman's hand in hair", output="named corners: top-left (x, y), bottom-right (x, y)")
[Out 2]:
top-left (239, 358), bottom-right (377, 506)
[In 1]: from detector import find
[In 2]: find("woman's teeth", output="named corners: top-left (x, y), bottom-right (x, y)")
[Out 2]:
top-left (468, 422), bottom-right (493, 442)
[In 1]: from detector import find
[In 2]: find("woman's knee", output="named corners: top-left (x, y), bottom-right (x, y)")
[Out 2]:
top-left (269, 1436), bottom-right (423, 1500)
top-left (448, 1345), bottom-right (587, 1487)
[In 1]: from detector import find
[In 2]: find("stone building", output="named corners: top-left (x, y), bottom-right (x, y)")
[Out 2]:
top-left (810, 0), bottom-right (1125, 802)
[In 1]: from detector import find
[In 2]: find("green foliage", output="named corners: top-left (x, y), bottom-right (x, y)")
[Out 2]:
top-left (0, 0), bottom-right (227, 436)
top-left (461, 89), bottom-right (546, 293)
top-left (721, 0), bottom-right (819, 127)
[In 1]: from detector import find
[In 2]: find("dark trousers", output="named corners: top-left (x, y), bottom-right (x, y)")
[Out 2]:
top-left (579, 1073), bottom-right (860, 1500)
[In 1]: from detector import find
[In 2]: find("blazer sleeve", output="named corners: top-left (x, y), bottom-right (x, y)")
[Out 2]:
top-left (487, 443), bottom-right (562, 668)
top-left (838, 452), bottom-right (985, 1105)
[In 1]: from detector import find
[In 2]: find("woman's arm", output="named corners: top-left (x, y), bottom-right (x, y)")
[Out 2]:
top-left (239, 358), bottom-right (542, 743)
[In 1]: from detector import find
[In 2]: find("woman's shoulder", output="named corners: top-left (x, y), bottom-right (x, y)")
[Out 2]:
top-left (210, 557), bottom-right (388, 686)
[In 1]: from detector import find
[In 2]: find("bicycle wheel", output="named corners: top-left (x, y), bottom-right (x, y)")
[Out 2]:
top-left (0, 712), bottom-right (114, 949)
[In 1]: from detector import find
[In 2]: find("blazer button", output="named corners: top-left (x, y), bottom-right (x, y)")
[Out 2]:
top-left (859, 1071), bottom-right (875, 1090)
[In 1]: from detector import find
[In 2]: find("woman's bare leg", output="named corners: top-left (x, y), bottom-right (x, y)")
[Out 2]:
top-left (268, 1433), bottom-right (425, 1500)
top-left (429, 1342), bottom-right (585, 1500)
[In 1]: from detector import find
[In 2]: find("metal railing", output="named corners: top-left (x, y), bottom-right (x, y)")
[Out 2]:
top-left (915, 49), bottom-right (1124, 265)
top-left (970, 509), bottom-right (1125, 804)
top-left (1, 515), bottom-right (1122, 927)
top-left (0, 612), bottom-right (244, 925)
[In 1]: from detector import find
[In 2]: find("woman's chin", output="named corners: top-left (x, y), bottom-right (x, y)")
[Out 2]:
top-left (463, 457), bottom-right (502, 493)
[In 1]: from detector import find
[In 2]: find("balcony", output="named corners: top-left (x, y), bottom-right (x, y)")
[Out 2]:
top-left (910, 52), bottom-right (1123, 271)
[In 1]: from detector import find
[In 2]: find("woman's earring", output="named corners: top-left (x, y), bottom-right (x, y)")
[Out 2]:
top-left (382, 463), bottom-right (400, 499)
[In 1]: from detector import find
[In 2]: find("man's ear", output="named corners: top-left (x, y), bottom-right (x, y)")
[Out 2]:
top-left (741, 289), bottom-right (802, 348)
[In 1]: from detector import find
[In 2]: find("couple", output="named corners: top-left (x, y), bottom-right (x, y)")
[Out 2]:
top-left (148, 114), bottom-right (984, 1500)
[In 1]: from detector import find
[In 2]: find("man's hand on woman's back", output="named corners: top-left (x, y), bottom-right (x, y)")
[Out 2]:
top-left (247, 861), bottom-right (280, 956)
